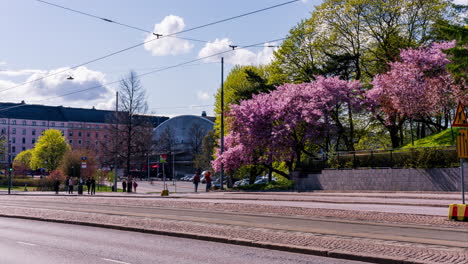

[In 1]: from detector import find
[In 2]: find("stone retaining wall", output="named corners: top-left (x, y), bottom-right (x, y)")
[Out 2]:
top-left (293, 168), bottom-right (468, 191)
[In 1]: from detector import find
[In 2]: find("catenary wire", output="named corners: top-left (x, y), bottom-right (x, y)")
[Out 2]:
top-left (0, 37), bottom-right (286, 113)
top-left (0, 0), bottom-right (298, 94)
top-left (37, 0), bottom-right (283, 48)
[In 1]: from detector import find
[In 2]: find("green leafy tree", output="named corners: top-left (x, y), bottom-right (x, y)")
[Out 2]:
top-left (13, 149), bottom-right (33, 174)
top-left (193, 130), bottom-right (216, 171)
top-left (30, 129), bottom-right (70, 172)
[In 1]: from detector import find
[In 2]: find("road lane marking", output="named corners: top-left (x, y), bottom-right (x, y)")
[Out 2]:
top-left (16, 241), bottom-right (36, 246)
top-left (102, 258), bottom-right (131, 264)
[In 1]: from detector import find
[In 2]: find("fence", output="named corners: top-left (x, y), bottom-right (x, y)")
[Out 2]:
top-left (302, 146), bottom-right (459, 171)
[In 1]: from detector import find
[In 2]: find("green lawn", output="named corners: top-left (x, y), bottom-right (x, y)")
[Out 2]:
top-left (401, 128), bottom-right (458, 149)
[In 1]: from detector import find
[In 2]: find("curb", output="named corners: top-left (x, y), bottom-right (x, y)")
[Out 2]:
top-left (0, 213), bottom-right (428, 264)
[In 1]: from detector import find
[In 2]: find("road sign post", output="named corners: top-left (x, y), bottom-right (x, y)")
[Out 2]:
top-left (453, 102), bottom-right (467, 205)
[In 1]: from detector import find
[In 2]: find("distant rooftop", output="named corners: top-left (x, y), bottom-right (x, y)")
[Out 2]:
top-left (0, 101), bottom-right (168, 125)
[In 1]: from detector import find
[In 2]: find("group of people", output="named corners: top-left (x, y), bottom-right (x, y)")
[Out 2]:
top-left (192, 170), bottom-right (211, 192)
top-left (59, 177), bottom-right (96, 195)
top-left (122, 180), bottom-right (138, 192)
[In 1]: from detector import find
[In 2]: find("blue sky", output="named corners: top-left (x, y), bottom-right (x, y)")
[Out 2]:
top-left (0, 0), bottom-right (321, 117)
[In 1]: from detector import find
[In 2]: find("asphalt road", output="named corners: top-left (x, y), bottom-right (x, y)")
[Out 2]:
top-left (0, 217), bottom-right (371, 264)
top-left (1, 198), bottom-right (467, 248)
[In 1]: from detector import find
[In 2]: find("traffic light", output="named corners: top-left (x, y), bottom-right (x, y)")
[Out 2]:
top-left (8, 164), bottom-right (13, 172)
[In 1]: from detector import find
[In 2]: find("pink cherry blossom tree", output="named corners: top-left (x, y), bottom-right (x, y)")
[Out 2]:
top-left (368, 41), bottom-right (460, 147)
top-left (213, 76), bottom-right (364, 178)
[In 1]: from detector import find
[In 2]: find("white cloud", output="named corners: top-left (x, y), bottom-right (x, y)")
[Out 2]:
top-left (197, 91), bottom-right (210, 101)
top-left (0, 66), bottom-right (115, 110)
top-left (198, 38), bottom-right (277, 66)
top-left (144, 15), bottom-right (194, 56)
top-left (0, 69), bottom-right (45, 77)
top-left (0, 61), bottom-right (6, 66)
top-left (453, 0), bottom-right (466, 4)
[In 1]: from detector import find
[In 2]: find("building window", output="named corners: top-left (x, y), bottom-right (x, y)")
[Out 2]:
top-left (22, 129), bottom-right (26, 135)
top-left (12, 138), bottom-right (15, 143)
top-left (32, 138), bottom-right (35, 144)
top-left (1, 128), bottom-right (5, 135)
top-left (12, 128), bottom-right (16, 134)
top-left (78, 132), bottom-right (82, 137)
top-left (22, 120), bottom-right (26, 125)
top-left (22, 138), bottom-right (25, 144)
top-left (104, 134), bottom-right (108, 139)
top-left (1, 120), bottom-right (5, 124)
top-left (95, 133), bottom-right (99, 138)
top-left (32, 129), bottom-right (36, 136)
top-left (61, 130), bottom-right (64, 136)
top-left (87, 132), bottom-right (90, 137)
top-left (12, 146), bottom-right (16, 153)
top-left (61, 123), bottom-right (64, 127)
top-left (69, 140), bottom-right (73, 144)
top-left (95, 141), bottom-right (98, 146)
top-left (95, 125), bottom-right (99, 129)
top-left (78, 140), bottom-right (82, 145)
top-left (86, 140), bottom-right (90, 145)
top-left (87, 125), bottom-right (90, 129)
top-left (51, 122), bottom-right (55, 127)
top-left (69, 124), bottom-right (74, 128)
top-left (22, 147), bottom-right (25, 151)
top-left (32, 121), bottom-right (36, 126)
top-left (69, 131), bottom-right (73, 137)
top-left (78, 124), bottom-right (82, 128)
top-left (12, 120), bottom-right (16, 125)
top-left (42, 121), bottom-right (46, 126)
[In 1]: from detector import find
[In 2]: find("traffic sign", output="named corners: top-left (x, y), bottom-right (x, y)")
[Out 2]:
top-left (160, 154), bottom-right (167, 163)
top-left (452, 102), bottom-right (468, 127)
top-left (81, 162), bottom-right (87, 168)
top-left (81, 156), bottom-right (87, 161)
top-left (457, 130), bottom-right (468, 158)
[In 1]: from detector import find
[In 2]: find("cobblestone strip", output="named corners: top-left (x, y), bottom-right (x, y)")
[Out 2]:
top-left (0, 206), bottom-right (466, 264)
top-left (2, 196), bottom-right (465, 229)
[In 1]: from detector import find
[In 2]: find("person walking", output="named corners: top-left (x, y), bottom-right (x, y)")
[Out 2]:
top-left (127, 180), bottom-right (132, 193)
top-left (90, 178), bottom-right (96, 195)
top-left (68, 177), bottom-right (74, 194)
top-left (133, 181), bottom-right (138, 193)
top-left (65, 178), bottom-right (69, 193)
top-left (86, 178), bottom-right (91, 194)
top-left (54, 179), bottom-right (60, 194)
top-left (205, 171), bottom-right (212, 192)
top-left (122, 180), bottom-right (127, 192)
top-left (193, 171), bottom-right (200, 192)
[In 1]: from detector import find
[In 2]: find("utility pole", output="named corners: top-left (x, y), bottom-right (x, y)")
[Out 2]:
top-left (220, 57), bottom-right (225, 190)
top-left (113, 91), bottom-right (118, 192)
top-left (7, 118), bottom-right (11, 195)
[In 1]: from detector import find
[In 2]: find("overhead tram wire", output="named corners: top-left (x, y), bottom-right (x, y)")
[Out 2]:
top-left (0, 0), bottom-right (298, 94)
top-left (0, 37), bottom-right (286, 113)
top-left (37, 0), bottom-right (285, 48)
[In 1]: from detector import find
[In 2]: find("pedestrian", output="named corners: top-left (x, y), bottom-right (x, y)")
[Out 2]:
top-left (90, 178), bottom-right (96, 195)
top-left (205, 171), bottom-right (212, 192)
top-left (65, 177), bottom-right (69, 193)
top-left (54, 179), bottom-right (60, 194)
top-left (193, 171), bottom-right (200, 192)
top-left (86, 177), bottom-right (91, 194)
top-left (122, 180), bottom-right (127, 192)
top-left (127, 180), bottom-right (132, 192)
top-left (133, 181), bottom-right (138, 192)
top-left (68, 177), bottom-right (74, 194)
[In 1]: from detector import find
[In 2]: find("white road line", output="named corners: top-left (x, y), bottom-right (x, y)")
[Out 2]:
top-left (16, 241), bottom-right (36, 246)
top-left (102, 258), bottom-right (131, 264)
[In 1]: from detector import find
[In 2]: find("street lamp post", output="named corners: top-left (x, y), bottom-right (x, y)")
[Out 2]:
top-left (220, 57), bottom-right (225, 190)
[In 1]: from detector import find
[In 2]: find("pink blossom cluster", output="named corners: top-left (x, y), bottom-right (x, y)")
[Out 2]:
top-left (368, 41), bottom-right (460, 123)
top-left (212, 76), bottom-right (364, 172)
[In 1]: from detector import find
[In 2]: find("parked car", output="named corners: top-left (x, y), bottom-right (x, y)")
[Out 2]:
top-left (233, 178), bottom-right (249, 187)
